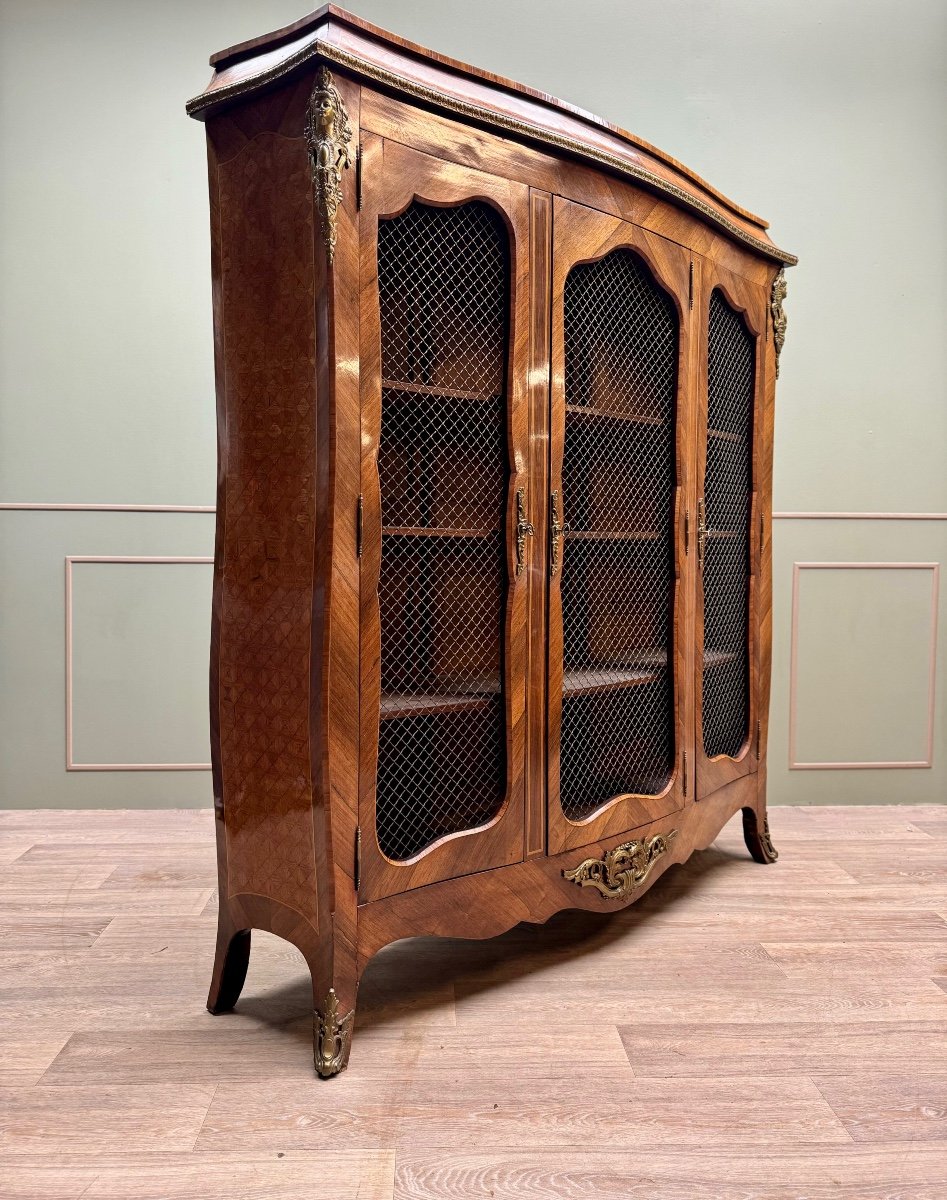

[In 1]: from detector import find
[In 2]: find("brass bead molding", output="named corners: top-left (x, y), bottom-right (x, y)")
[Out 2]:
top-left (305, 66), bottom-right (353, 264)
top-left (770, 268), bottom-right (788, 376)
top-left (314, 988), bottom-right (354, 1078)
top-left (563, 830), bottom-right (678, 900)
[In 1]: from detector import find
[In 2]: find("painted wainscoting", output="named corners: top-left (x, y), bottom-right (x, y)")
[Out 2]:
top-left (0, 507), bottom-right (215, 808)
top-left (0, 506), bottom-right (945, 808)
top-left (768, 514), bottom-right (946, 805)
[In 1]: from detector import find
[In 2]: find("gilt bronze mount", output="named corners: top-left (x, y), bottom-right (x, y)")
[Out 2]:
top-left (563, 830), bottom-right (678, 900)
top-left (314, 988), bottom-right (354, 1078)
top-left (305, 66), bottom-right (354, 264)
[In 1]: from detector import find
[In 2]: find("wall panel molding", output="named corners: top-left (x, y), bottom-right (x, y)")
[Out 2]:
top-left (788, 561), bottom-right (940, 771)
top-left (2, 503), bottom-right (214, 512)
top-left (65, 555), bottom-right (214, 771)
top-left (774, 512), bottom-right (947, 521)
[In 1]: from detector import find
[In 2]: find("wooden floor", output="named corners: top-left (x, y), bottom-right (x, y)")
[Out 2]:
top-left (0, 805), bottom-right (945, 1199)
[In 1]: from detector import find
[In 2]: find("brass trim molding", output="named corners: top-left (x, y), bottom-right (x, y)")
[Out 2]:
top-left (187, 41), bottom-right (797, 266)
top-left (770, 268), bottom-right (788, 376)
top-left (305, 67), bottom-right (353, 263)
top-left (314, 987), bottom-right (354, 1078)
top-left (563, 830), bottom-right (678, 900)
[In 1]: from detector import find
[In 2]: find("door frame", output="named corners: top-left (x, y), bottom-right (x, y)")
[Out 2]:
top-left (546, 195), bottom-right (697, 856)
top-left (693, 258), bottom-right (769, 799)
top-left (357, 135), bottom-right (534, 901)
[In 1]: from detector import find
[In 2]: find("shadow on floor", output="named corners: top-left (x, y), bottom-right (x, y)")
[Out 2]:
top-left (230, 838), bottom-right (749, 1041)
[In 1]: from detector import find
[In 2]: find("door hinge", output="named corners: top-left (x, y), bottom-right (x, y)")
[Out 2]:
top-left (688, 260), bottom-right (694, 309)
top-left (685, 508), bottom-right (691, 554)
top-left (354, 826), bottom-right (361, 892)
top-left (356, 141), bottom-right (363, 211)
top-left (756, 720), bottom-right (762, 758)
top-left (760, 509), bottom-right (765, 550)
top-left (682, 750), bottom-right (688, 796)
top-left (356, 493), bottom-right (364, 557)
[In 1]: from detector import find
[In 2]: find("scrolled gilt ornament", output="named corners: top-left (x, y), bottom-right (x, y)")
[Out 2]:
top-left (314, 987), bottom-right (354, 1078)
top-left (770, 268), bottom-right (788, 377)
top-left (305, 66), bottom-right (353, 264)
top-left (759, 815), bottom-right (778, 862)
top-left (563, 830), bottom-right (678, 900)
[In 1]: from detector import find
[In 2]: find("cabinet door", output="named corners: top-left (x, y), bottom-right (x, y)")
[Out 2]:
top-left (547, 197), bottom-right (695, 856)
top-left (694, 261), bottom-right (768, 798)
top-left (358, 138), bottom-right (533, 901)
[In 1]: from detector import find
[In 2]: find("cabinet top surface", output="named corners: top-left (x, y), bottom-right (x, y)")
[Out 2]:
top-left (187, 4), bottom-right (796, 266)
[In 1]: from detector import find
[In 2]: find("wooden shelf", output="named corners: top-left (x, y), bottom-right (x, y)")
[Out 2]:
top-left (382, 526), bottom-right (498, 538)
top-left (703, 648), bottom-right (737, 670)
top-left (562, 665), bottom-right (663, 696)
top-left (705, 529), bottom-right (741, 541)
top-left (382, 378), bottom-right (499, 403)
top-left (380, 681), bottom-right (500, 720)
top-left (568, 529), bottom-right (662, 542)
top-left (565, 403), bottom-right (665, 427)
top-left (707, 427), bottom-right (744, 443)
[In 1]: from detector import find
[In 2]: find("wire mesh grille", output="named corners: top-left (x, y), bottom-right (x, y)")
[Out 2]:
top-left (559, 250), bottom-right (678, 822)
top-left (701, 289), bottom-right (755, 759)
top-left (374, 201), bottom-right (510, 862)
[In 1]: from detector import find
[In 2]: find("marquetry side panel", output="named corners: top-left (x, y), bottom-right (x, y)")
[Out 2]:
top-left (210, 91), bottom-right (320, 921)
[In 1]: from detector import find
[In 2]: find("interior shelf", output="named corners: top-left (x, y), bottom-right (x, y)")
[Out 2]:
top-left (707, 427), bottom-right (744, 443)
top-left (567, 529), bottom-right (661, 542)
top-left (382, 526), bottom-right (498, 538)
top-left (380, 680), bottom-right (500, 720)
top-left (382, 378), bottom-right (500, 403)
top-left (562, 665), bottom-right (663, 695)
top-left (703, 648), bottom-right (737, 670)
top-left (565, 403), bottom-right (666, 427)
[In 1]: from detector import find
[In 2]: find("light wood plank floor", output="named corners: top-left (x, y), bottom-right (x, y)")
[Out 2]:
top-left (1, 804), bottom-right (945, 1199)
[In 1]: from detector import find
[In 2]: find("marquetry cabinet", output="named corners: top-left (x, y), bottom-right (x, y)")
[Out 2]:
top-left (188, 5), bottom-right (794, 1077)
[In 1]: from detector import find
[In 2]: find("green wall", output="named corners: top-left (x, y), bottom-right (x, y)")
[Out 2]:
top-left (1, 0), bottom-right (945, 806)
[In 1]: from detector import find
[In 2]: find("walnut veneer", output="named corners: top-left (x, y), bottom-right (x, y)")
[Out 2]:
top-left (187, 4), bottom-right (795, 1077)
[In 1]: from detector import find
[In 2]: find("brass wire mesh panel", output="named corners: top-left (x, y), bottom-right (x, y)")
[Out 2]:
top-left (701, 289), bottom-right (755, 759)
top-left (375, 201), bottom-right (510, 862)
top-left (559, 250), bottom-right (678, 822)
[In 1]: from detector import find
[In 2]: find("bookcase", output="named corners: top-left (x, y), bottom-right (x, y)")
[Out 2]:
top-left (188, 4), bottom-right (794, 1076)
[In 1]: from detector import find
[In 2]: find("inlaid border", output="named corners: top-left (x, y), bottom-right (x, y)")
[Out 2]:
top-left (788, 561), bottom-right (940, 770)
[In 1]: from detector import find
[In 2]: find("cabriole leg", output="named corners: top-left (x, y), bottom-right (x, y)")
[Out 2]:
top-left (206, 911), bottom-right (251, 1014)
top-left (742, 806), bottom-right (779, 864)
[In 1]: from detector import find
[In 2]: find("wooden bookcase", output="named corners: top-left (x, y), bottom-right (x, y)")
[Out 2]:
top-left (187, 4), bottom-right (795, 1077)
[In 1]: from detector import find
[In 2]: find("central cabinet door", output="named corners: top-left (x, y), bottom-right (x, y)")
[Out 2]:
top-left (547, 198), bottom-right (694, 855)
top-left (358, 139), bottom-right (532, 901)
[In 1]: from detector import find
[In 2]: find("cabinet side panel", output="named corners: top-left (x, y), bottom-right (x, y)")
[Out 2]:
top-left (211, 118), bottom-right (319, 923)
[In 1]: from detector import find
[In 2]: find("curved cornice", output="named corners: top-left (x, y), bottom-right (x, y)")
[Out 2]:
top-left (187, 19), bottom-right (797, 267)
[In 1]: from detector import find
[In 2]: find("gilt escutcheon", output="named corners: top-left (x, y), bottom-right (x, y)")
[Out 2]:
top-left (515, 488), bottom-right (534, 577)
